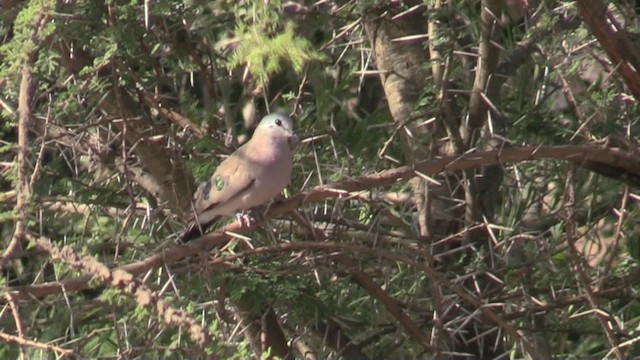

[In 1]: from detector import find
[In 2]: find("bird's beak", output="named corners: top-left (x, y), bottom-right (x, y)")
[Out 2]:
top-left (288, 133), bottom-right (300, 148)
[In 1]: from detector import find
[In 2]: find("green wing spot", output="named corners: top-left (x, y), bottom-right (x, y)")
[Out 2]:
top-left (215, 176), bottom-right (224, 191)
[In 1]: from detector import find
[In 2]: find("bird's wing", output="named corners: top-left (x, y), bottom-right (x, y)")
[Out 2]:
top-left (192, 147), bottom-right (257, 217)
top-left (180, 148), bottom-right (256, 243)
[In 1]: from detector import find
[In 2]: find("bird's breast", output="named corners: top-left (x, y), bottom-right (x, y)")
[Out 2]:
top-left (238, 142), bottom-right (292, 207)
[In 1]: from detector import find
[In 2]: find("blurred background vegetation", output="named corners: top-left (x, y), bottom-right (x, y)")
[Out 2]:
top-left (1, 0), bottom-right (640, 358)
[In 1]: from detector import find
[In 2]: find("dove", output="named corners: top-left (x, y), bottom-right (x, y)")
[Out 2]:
top-left (179, 112), bottom-right (297, 242)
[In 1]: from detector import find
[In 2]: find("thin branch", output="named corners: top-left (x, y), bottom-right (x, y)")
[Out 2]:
top-left (561, 166), bottom-right (624, 359)
top-left (0, 331), bottom-right (73, 357)
top-left (32, 235), bottom-right (213, 348)
top-left (289, 212), bottom-right (433, 352)
top-left (140, 88), bottom-right (204, 139)
top-left (558, 70), bottom-right (591, 141)
top-left (598, 186), bottom-right (629, 289)
top-left (6, 293), bottom-right (26, 360)
top-left (29, 109), bottom-right (49, 187)
top-left (209, 241), bottom-right (537, 356)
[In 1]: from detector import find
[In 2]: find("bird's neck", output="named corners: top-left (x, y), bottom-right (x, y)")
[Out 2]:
top-left (246, 131), bottom-right (291, 162)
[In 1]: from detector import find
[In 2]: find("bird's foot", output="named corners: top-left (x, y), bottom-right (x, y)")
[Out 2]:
top-left (235, 206), bottom-right (266, 227)
top-left (234, 212), bottom-right (250, 227)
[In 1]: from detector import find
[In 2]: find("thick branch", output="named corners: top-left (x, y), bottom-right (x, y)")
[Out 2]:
top-left (576, 0), bottom-right (640, 100)
top-left (363, 5), bottom-right (430, 162)
top-left (465, 0), bottom-right (502, 145)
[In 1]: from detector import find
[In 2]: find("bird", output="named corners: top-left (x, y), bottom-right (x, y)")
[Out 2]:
top-left (179, 112), bottom-right (298, 243)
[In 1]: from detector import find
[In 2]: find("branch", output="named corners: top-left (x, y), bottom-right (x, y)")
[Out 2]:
top-left (141, 92), bottom-right (204, 138)
top-left (7, 144), bottom-right (640, 299)
top-left (203, 241), bottom-right (536, 355)
top-left (231, 302), bottom-right (291, 359)
top-left (363, 6), bottom-right (430, 161)
top-left (5, 293), bottom-right (26, 360)
top-left (311, 318), bottom-right (369, 360)
top-left (335, 254), bottom-right (433, 352)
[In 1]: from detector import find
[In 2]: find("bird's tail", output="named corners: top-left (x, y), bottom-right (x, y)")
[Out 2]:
top-left (178, 217), bottom-right (219, 243)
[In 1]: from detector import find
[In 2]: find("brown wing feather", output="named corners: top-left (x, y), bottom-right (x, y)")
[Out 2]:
top-left (193, 146), bottom-right (256, 215)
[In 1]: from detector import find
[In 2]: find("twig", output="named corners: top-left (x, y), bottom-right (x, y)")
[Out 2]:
top-left (288, 212), bottom-right (433, 352)
top-left (29, 108), bottom-right (49, 187)
top-left (598, 186), bottom-right (629, 289)
top-left (557, 69), bottom-right (591, 141)
top-left (140, 92), bottom-right (204, 138)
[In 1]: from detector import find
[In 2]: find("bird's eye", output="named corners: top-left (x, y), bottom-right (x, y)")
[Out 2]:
top-left (275, 119), bottom-right (283, 127)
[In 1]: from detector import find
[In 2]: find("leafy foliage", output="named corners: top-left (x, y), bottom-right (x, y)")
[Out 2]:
top-left (1, 0), bottom-right (640, 359)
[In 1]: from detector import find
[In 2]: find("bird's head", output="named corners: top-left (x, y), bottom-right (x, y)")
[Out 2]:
top-left (256, 112), bottom-right (299, 147)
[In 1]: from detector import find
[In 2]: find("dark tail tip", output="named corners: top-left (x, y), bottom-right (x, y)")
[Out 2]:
top-left (178, 217), bottom-right (219, 243)
top-left (178, 222), bottom-right (205, 243)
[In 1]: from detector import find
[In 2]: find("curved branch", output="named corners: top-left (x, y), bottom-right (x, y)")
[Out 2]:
top-left (0, 331), bottom-right (73, 357)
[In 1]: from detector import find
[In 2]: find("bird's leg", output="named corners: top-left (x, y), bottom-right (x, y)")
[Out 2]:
top-left (234, 212), bottom-right (248, 227)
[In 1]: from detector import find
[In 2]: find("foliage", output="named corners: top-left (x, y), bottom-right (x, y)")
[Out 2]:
top-left (1, 0), bottom-right (640, 359)
top-left (227, 0), bottom-right (325, 86)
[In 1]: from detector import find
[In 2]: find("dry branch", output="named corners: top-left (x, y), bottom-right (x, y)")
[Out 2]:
top-left (0, 9), bottom-right (49, 269)
top-left (5, 293), bottom-right (26, 360)
top-left (0, 331), bottom-right (73, 357)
